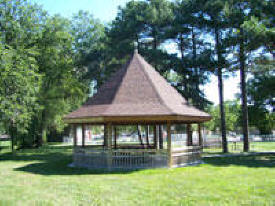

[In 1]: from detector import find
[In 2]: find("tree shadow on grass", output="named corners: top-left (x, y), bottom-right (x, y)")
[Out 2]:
top-left (1, 150), bottom-right (140, 175)
top-left (14, 159), bottom-right (138, 176)
top-left (2, 147), bottom-right (274, 176)
top-left (203, 153), bottom-right (275, 168)
top-left (15, 153), bottom-right (275, 176)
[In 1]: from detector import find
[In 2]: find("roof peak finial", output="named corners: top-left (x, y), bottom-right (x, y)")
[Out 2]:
top-left (134, 41), bottom-right (138, 53)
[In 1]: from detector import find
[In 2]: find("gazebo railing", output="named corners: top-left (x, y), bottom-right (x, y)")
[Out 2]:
top-left (171, 146), bottom-right (202, 167)
top-left (111, 149), bottom-right (167, 169)
top-left (73, 148), bottom-right (108, 169)
top-left (73, 146), bottom-right (201, 169)
top-left (73, 147), bottom-right (168, 169)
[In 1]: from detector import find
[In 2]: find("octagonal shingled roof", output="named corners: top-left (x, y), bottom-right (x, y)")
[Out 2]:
top-left (64, 51), bottom-right (211, 123)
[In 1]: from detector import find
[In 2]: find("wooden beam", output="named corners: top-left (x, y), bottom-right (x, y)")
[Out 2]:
top-left (159, 125), bottom-right (163, 149)
top-left (64, 115), bottom-right (211, 124)
top-left (73, 124), bottom-right (77, 147)
top-left (167, 122), bottom-right (172, 168)
top-left (198, 123), bottom-right (203, 147)
top-left (104, 124), bottom-right (107, 147)
top-left (145, 125), bottom-right (149, 147)
top-left (107, 123), bottom-right (112, 149)
top-left (187, 124), bottom-right (192, 146)
top-left (153, 125), bottom-right (159, 149)
top-left (114, 126), bottom-right (117, 149)
top-left (82, 124), bottom-right (85, 147)
top-left (104, 115), bottom-right (211, 123)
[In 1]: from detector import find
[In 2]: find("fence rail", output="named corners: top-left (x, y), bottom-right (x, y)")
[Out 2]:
top-left (201, 134), bottom-right (275, 151)
top-left (73, 146), bottom-right (202, 169)
top-left (73, 148), bottom-right (168, 169)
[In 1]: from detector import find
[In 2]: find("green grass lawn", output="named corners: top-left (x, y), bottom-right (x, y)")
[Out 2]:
top-left (0, 144), bottom-right (274, 205)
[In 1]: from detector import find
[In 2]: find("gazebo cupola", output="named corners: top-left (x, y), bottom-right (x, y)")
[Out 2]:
top-left (64, 50), bottom-right (211, 170)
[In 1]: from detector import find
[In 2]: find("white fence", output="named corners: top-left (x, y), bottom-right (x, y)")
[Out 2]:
top-left (64, 133), bottom-right (275, 148)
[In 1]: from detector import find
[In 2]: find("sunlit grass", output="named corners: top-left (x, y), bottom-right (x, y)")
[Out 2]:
top-left (0, 144), bottom-right (274, 205)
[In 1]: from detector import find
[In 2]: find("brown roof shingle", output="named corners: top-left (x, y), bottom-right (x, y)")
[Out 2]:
top-left (65, 52), bottom-right (211, 122)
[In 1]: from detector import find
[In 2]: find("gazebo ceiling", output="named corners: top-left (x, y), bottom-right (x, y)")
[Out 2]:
top-left (64, 51), bottom-right (211, 124)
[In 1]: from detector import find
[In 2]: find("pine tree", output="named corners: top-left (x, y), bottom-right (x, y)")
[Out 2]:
top-left (202, 0), bottom-right (230, 152)
top-left (225, 0), bottom-right (274, 151)
top-left (169, 0), bottom-right (211, 109)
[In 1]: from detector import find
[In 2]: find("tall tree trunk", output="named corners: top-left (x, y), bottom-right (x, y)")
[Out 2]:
top-left (42, 128), bottom-right (47, 144)
top-left (191, 26), bottom-right (200, 107)
top-left (179, 32), bottom-right (184, 61)
top-left (191, 27), bottom-right (197, 62)
top-left (40, 110), bottom-right (47, 145)
top-left (179, 33), bottom-right (189, 102)
top-left (11, 135), bottom-right (14, 151)
top-left (239, 28), bottom-right (249, 152)
top-left (215, 28), bottom-right (228, 153)
top-left (153, 28), bottom-right (157, 50)
top-left (218, 68), bottom-right (228, 153)
top-left (135, 34), bottom-right (139, 52)
top-left (152, 28), bottom-right (159, 71)
top-left (9, 123), bottom-right (15, 151)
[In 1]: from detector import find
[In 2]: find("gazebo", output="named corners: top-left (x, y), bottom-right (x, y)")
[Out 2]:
top-left (64, 51), bottom-right (211, 170)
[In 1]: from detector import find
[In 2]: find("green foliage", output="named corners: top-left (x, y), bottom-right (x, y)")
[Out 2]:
top-left (0, 1), bottom-right (102, 147)
top-left (247, 70), bottom-right (275, 134)
top-left (0, 0), bottom-right (273, 149)
top-left (0, 0), bottom-right (44, 147)
top-left (0, 45), bottom-right (41, 134)
top-left (204, 101), bottom-right (241, 133)
top-left (35, 15), bottom-right (86, 142)
top-left (223, 0), bottom-right (274, 69)
top-left (71, 10), bottom-right (106, 86)
top-left (169, 0), bottom-right (212, 109)
top-left (248, 106), bottom-right (274, 135)
top-left (247, 70), bottom-right (275, 109)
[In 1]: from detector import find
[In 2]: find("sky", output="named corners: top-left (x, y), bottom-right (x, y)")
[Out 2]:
top-left (32, 0), bottom-right (240, 105)
top-left (32, 0), bottom-right (129, 22)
